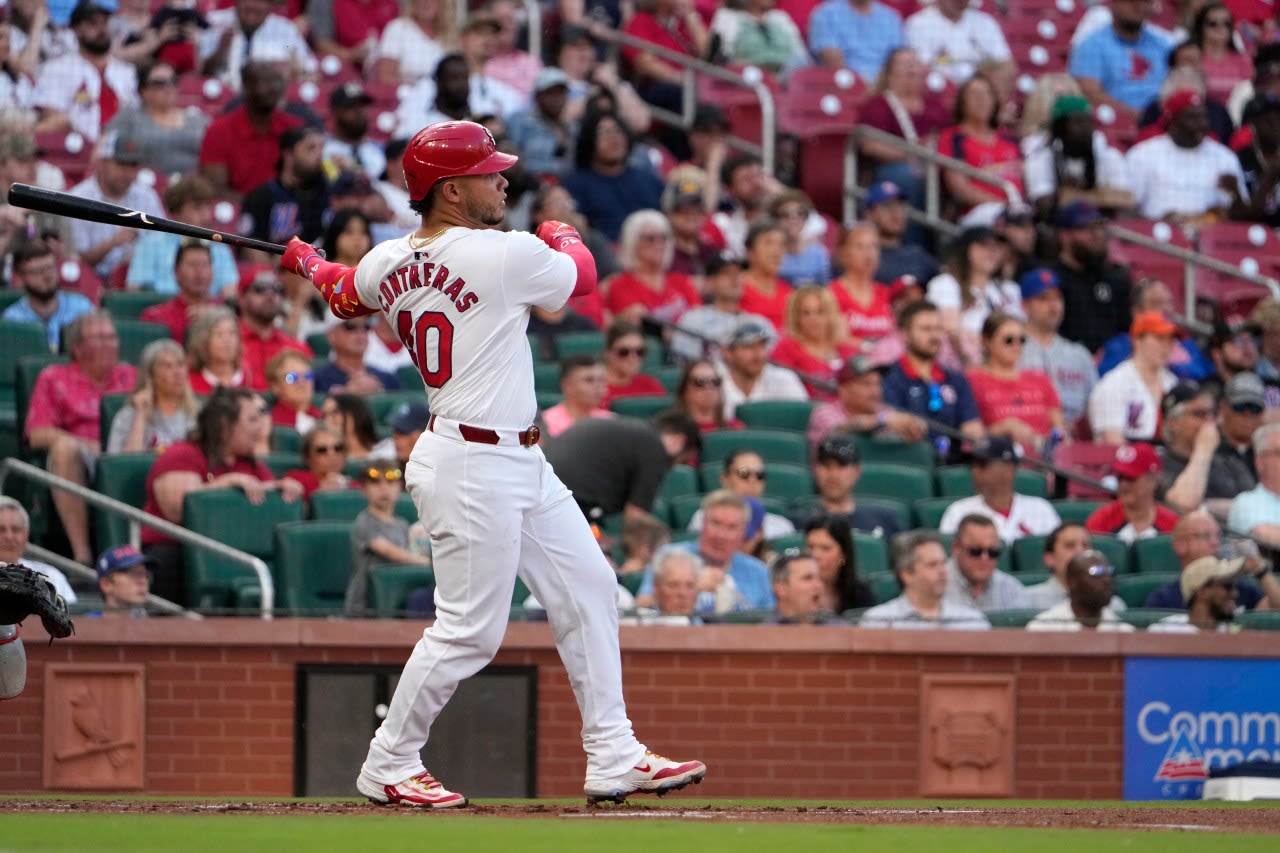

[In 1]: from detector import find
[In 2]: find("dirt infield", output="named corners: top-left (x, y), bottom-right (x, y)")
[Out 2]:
top-left (3, 799), bottom-right (1279, 832)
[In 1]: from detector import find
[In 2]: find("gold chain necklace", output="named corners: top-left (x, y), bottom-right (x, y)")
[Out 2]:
top-left (408, 226), bottom-right (452, 251)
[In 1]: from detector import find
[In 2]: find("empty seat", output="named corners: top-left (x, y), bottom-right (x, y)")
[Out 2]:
top-left (310, 489), bottom-right (367, 522)
top-left (855, 462), bottom-right (935, 504)
top-left (93, 452), bottom-right (157, 549)
top-left (273, 521), bottom-right (354, 615)
top-left (701, 428), bottom-right (811, 467)
top-left (734, 399), bottom-right (817, 432)
top-left (1114, 571), bottom-right (1179, 608)
top-left (1130, 535), bottom-right (1177, 574)
top-left (113, 319), bottom-right (170, 364)
top-left (369, 563), bottom-right (435, 617)
top-left (182, 490), bottom-right (304, 611)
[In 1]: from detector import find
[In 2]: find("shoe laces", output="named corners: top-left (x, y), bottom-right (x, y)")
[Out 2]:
top-left (407, 771), bottom-right (444, 792)
top-left (641, 750), bottom-right (671, 765)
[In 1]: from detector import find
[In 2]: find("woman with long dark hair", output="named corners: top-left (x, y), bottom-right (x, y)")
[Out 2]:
top-left (672, 359), bottom-right (743, 433)
top-left (925, 226), bottom-right (1021, 366)
top-left (320, 392), bottom-right (380, 460)
top-left (935, 74), bottom-right (1024, 212)
top-left (803, 514), bottom-right (876, 613)
top-left (1191, 3), bottom-right (1251, 104)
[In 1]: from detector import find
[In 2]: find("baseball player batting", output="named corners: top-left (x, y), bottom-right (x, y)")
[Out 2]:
top-left (282, 121), bottom-right (706, 808)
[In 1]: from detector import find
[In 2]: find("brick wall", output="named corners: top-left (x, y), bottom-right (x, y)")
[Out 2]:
top-left (0, 620), bottom-right (1261, 799)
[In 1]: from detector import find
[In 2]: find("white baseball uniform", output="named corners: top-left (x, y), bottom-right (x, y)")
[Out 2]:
top-left (351, 226), bottom-right (645, 786)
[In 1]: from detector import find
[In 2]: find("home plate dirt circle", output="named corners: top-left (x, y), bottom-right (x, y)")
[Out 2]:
top-left (3, 800), bottom-right (1279, 831)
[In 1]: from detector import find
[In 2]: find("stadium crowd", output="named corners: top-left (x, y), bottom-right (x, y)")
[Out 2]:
top-left (2, 0), bottom-right (1280, 632)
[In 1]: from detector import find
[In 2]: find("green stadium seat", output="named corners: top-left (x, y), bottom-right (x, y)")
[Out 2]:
top-left (1011, 535), bottom-right (1048, 574)
top-left (842, 607), bottom-right (869, 623)
top-left (1237, 610), bottom-right (1280, 632)
top-left (0, 321), bottom-right (53, 421)
top-left (641, 338), bottom-right (667, 373)
top-left (912, 497), bottom-right (952, 530)
top-left (535, 391), bottom-right (563, 410)
top-left (618, 572), bottom-right (644, 596)
top-left (101, 290), bottom-right (169, 320)
top-left (1052, 499), bottom-right (1105, 525)
top-left (534, 362), bottom-right (561, 393)
top-left (1131, 535), bottom-right (1177, 574)
top-left (366, 391), bottom-right (425, 427)
top-left (182, 490), bottom-right (304, 611)
top-left (854, 533), bottom-right (891, 575)
top-left (701, 428), bottom-right (811, 467)
top-left (396, 364), bottom-right (424, 391)
top-left (856, 462), bottom-right (935, 504)
top-left (766, 531), bottom-right (805, 552)
top-left (762, 463), bottom-right (814, 503)
top-left (554, 331), bottom-right (604, 359)
top-left (669, 494), bottom-right (703, 530)
top-left (986, 608), bottom-right (1041, 628)
top-left (935, 466), bottom-right (1049, 499)
top-left (0, 289), bottom-right (23, 313)
top-left (369, 563), bottom-right (435, 617)
top-left (1018, 570), bottom-right (1051, 588)
top-left (113, 319), bottom-right (170, 364)
top-left (306, 332), bottom-right (330, 358)
top-left (395, 493), bottom-right (419, 525)
top-left (273, 521), bottom-right (353, 615)
top-left (865, 570), bottom-right (900, 603)
top-left (1114, 572), bottom-right (1179, 608)
top-left (658, 464), bottom-right (699, 502)
top-left (648, 497), bottom-right (670, 529)
top-left (270, 425), bottom-right (302, 454)
top-left (1091, 534), bottom-right (1130, 575)
top-left (99, 392), bottom-right (130, 448)
top-left (853, 435), bottom-right (935, 469)
top-left (310, 489), bottom-right (367, 522)
top-left (513, 576), bottom-right (532, 606)
top-left (93, 452), bottom-right (156, 549)
top-left (609, 394), bottom-right (672, 419)
top-left (734, 400), bottom-right (816, 432)
top-left (1121, 608), bottom-right (1184, 629)
top-left (258, 452), bottom-right (302, 479)
top-left (654, 366), bottom-right (683, 392)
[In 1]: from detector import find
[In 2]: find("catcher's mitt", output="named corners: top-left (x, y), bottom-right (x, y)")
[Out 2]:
top-left (0, 563), bottom-right (74, 640)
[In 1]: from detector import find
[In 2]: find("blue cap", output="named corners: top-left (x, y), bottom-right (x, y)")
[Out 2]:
top-left (744, 497), bottom-right (767, 540)
top-left (96, 544), bottom-right (152, 578)
top-left (391, 402), bottom-right (430, 434)
top-left (1055, 200), bottom-right (1104, 229)
top-left (864, 180), bottom-right (904, 209)
top-left (1018, 267), bottom-right (1060, 300)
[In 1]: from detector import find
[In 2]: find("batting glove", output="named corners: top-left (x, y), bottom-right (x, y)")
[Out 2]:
top-left (535, 220), bottom-right (583, 252)
top-left (282, 237), bottom-right (324, 280)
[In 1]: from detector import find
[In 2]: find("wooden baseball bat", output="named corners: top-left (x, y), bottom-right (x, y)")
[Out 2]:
top-left (6, 182), bottom-right (287, 256)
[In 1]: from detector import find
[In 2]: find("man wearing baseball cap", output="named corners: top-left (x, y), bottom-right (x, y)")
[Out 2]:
top-left (1017, 267), bottom-right (1097, 425)
top-left (671, 254), bottom-right (775, 361)
top-left (1125, 89), bottom-right (1247, 222)
top-left (806, 355), bottom-right (927, 454)
top-left (1049, 200), bottom-right (1133, 352)
top-left (507, 68), bottom-right (575, 179)
top-left (789, 434), bottom-right (904, 540)
top-left (1087, 310), bottom-right (1179, 444)
top-left (1084, 443), bottom-right (1179, 543)
top-left (864, 181), bottom-right (940, 283)
top-left (718, 320), bottom-right (807, 420)
top-left (92, 545), bottom-right (154, 618)
top-left (1149, 555), bottom-right (1246, 633)
top-left (1024, 95), bottom-right (1133, 218)
top-left (937, 436), bottom-right (1062, 543)
top-left (237, 266), bottom-right (312, 391)
top-left (324, 81), bottom-right (385, 179)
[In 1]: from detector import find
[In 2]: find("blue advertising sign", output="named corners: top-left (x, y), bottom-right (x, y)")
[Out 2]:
top-left (1124, 658), bottom-right (1280, 800)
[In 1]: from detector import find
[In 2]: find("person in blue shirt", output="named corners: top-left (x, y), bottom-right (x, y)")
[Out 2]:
top-left (1, 240), bottom-right (93, 352)
top-left (635, 489), bottom-right (775, 612)
top-left (1096, 277), bottom-right (1214, 380)
top-left (880, 299), bottom-right (984, 450)
top-left (560, 110), bottom-right (663, 243)
top-left (125, 175), bottom-right (239, 296)
top-left (809, 0), bottom-right (904, 81)
top-left (1069, 0), bottom-right (1170, 116)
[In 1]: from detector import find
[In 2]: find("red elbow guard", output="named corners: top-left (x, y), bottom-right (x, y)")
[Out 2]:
top-left (561, 238), bottom-right (597, 297)
top-left (311, 259), bottom-right (377, 319)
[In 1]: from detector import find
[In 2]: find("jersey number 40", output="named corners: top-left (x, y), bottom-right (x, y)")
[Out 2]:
top-left (396, 309), bottom-right (454, 387)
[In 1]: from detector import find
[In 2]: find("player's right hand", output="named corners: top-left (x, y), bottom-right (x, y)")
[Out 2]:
top-left (535, 220), bottom-right (582, 251)
top-left (282, 237), bottom-right (323, 280)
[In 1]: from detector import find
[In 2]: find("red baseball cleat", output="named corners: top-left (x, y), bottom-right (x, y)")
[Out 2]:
top-left (584, 751), bottom-right (707, 805)
top-left (357, 770), bottom-right (469, 808)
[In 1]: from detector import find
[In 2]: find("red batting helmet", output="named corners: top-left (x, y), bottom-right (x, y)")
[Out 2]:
top-left (402, 120), bottom-right (518, 202)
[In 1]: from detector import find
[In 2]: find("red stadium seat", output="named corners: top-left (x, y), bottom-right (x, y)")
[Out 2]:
top-left (34, 131), bottom-right (91, 186)
top-left (1006, 18), bottom-right (1069, 74)
top-left (1092, 103), bottom-right (1139, 150)
top-left (1193, 222), bottom-right (1280, 311)
top-left (696, 65), bottom-right (780, 148)
top-left (1108, 218), bottom-right (1194, 311)
top-left (175, 73), bottom-right (233, 114)
top-left (56, 256), bottom-right (104, 306)
top-left (1052, 441), bottom-right (1118, 499)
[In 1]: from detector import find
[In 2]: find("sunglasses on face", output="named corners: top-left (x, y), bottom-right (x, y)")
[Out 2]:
top-left (283, 371), bottom-right (314, 384)
top-left (612, 346), bottom-right (646, 358)
top-left (249, 282), bottom-right (284, 295)
top-left (690, 376), bottom-right (722, 388)
top-left (311, 442), bottom-right (346, 455)
top-left (1001, 334), bottom-right (1027, 346)
top-left (734, 468), bottom-right (767, 481)
top-left (342, 321), bottom-right (371, 332)
top-left (364, 468), bottom-right (403, 482)
top-left (965, 546), bottom-right (1003, 559)
top-left (1232, 402), bottom-right (1265, 416)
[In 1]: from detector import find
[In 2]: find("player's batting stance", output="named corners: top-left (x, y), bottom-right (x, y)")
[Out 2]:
top-left (283, 121), bottom-right (706, 808)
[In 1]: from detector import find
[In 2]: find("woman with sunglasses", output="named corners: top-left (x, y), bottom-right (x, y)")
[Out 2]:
top-left (603, 210), bottom-right (701, 328)
top-left (266, 350), bottom-right (322, 433)
top-left (104, 59), bottom-right (209, 176)
top-left (600, 318), bottom-right (666, 407)
top-left (802, 514), bottom-right (876, 614)
top-left (107, 338), bottom-right (199, 454)
top-left (673, 359), bottom-right (744, 433)
top-left (768, 190), bottom-right (831, 289)
top-left (1191, 3), bottom-right (1251, 104)
top-left (186, 307), bottom-right (247, 396)
top-left (770, 286), bottom-right (860, 401)
top-left (966, 311), bottom-right (1064, 454)
top-left (282, 424), bottom-right (352, 501)
top-left (687, 450), bottom-right (795, 542)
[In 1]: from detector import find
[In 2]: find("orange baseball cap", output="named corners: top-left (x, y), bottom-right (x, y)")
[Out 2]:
top-left (1130, 311), bottom-right (1182, 338)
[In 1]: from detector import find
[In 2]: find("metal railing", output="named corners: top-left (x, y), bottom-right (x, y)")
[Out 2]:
top-left (594, 26), bottom-right (777, 174)
top-left (23, 541), bottom-right (195, 618)
top-left (0, 458), bottom-right (273, 619)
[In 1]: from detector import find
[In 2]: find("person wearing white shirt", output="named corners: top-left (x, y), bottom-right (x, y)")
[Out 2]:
top-left (941, 515), bottom-right (1031, 612)
top-left (1088, 311), bottom-right (1179, 445)
top-left (0, 497), bottom-right (77, 605)
top-left (1023, 94), bottom-right (1134, 215)
top-left (1148, 555), bottom-right (1246, 633)
top-left (926, 226), bottom-right (1022, 362)
top-left (716, 320), bottom-right (808, 421)
top-left (32, 2), bottom-right (138, 144)
top-left (68, 131), bottom-right (165, 280)
top-left (860, 530), bottom-right (991, 629)
top-left (1125, 91), bottom-right (1247, 221)
top-left (198, 0), bottom-right (315, 91)
top-left (903, 0), bottom-right (1012, 85)
top-left (1024, 522), bottom-right (1128, 613)
top-left (1026, 549), bottom-right (1133, 631)
top-left (937, 436), bottom-right (1062, 543)
top-left (395, 53), bottom-right (523, 138)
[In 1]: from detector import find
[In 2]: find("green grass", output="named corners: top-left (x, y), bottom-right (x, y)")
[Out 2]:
top-left (0, 813), bottom-right (1276, 853)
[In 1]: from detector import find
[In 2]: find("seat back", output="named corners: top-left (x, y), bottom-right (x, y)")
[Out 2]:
top-left (987, 608), bottom-right (1043, 628)
top-left (1115, 571), bottom-right (1179, 608)
top-left (853, 435), bottom-right (935, 469)
top-left (99, 393), bottom-right (131, 448)
top-left (1050, 441), bottom-right (1118, 499)
top-left (1130, 535), bottom-right (1177, 574)
top-left (701, 428), bottom-right (811, 467)
top-left (310, 489), bottom-right (368, 522)
top-left (855, 462), bottom-right (935, 504)
top-left (369, 563), bottom-right (435, 617)
top-left (657, 464), bottom-right (699, 503)
top-left (609, 394), bottom-right (673, 419)
top-left (93, 452), bottom-right (157, 549)
top-left (734, 399), bottom-right (816, 432)
top-left (101, 291), bottom-right (170, 320)
top-left (182, 490), bottom-right (304, 611)
top-left (553, 331), bottom-right (604, 359)
top-left (273, 521), bottom-right (354, 615)
top-left (113, 319), bottom-right (171, 364)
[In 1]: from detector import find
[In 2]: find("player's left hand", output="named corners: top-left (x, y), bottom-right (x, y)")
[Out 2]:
top-left (282, 237), bottom-right (324, 280)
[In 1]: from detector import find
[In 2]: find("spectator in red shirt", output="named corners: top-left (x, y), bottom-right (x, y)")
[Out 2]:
top-left (829, 222), bottom-right (895, 348)
top-left (604, 209), bottom-right (702, 327)
top-left (198, 60), bottom-right (303, 198)
top-left (739, 218), bottom-right (794, 330)
top-left (141, 387), bottom-right (302, 603)
top-left (601, 319), bottom-right (666, 406)
top-left (622, 0), bottom-right (710, 109)
top-left (25, 310), bottom-right (138, 565)
top-left (770, 286), bottom-right (861, 401)
top-left (936, 74), bottom-right (1025, 212)
top-left (672, 358), bottom-right (745, 433)
top-left (237, 265), bottom-right (312, 391)
top-left (282, 424), bottom-right (352, 501)
top-left (966, 310), bottom-right (1064, 454)
top-left (1086, 443), bottom-right (1179, 544)
top-left (187, 306), bottom-right (247, 395)
top-left (267, 349), bottom-right (322, 433)
top-left (139, 240), bottom-right (225, 345)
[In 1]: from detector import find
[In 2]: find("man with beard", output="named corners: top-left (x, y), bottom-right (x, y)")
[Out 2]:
top-left (31, 0), bottom-right (137, 143)
top-left (1125, 91), bottom-right (1247, 222)
top-left (2, 240), bottom-right (92, 352)
top-left (395, 54), bottom-right (473, 139)
top-left (324, 81), bottom-right (385, 180)
top-left (880, 299), bottom-right (984, 448)
top-left (1206, 318), bottom-right (1264, 390)
top-left (235, 265), bottom-right (312, 391)
top-left (507, 68), bottom-right (577, 181)
top-left (198, 0), bottom-right (313, 91)
top-left (1069, 0), bottom-right (1170, 118)
top-left (1026, 549), bottom-right (1132, 631)
top-left (199, 60), bottom-right (303, 198)
top-left (1149, 555), bottom-right (1247, 633)
top-left (1024, 94), bottom-right (1133, 219)
top-left (242, 126), bottom-right (330, 246)
top-left (1049, 200), bottom-right (1133, 353)
top-left (866, 181), bottom-right (939, 280)
top-left (1237, 93), bottom-right (1280, 226)
top-left (710, 154), bottom-right (773, 257)
top-left (561, 110), bottom-right (663, 243)
top-left (1017, 267), bottom-right (1097, 425)
top-left (67, 131), bottom-right (164, 280)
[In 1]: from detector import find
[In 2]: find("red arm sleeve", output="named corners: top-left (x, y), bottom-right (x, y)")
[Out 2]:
top-left (310, 258), bottom-right (379, 320)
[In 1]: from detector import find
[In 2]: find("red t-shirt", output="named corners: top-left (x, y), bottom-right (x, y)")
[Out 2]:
top-left (139, 297), bottom-right (223, 345)
top-left (1085, 501), bottom-right (1180, 539)
top-left (965, 368), bottom-right (1060, 438)
top-left (141, 440), bottom-right (272, 545)
top-left (333, 0), bottom-right (400, 47)
top-left (858, 93), bottom-right (951, 145)
top-left (188, 369), bottom-right (247, 396)
top-left (604, 271), bottom-right (702, 324)
top-left (198, 106), bottom-right (304, 195)
top-left (621, 12), bottom-right (702, 81)
top-left (770, 336), bottom-right (860, 401)
top-left (270, 400), bottom-right (322, 429)
top-left (738, 278), bottom-right (793, 330)
top-left (936, 126), bottom-right (1025, 208)
top-left (601, 374), bottom-right (667, 406)
top-left (241, 322), bottom-right (313, 391)
top-left (830, 279), bottom-right (895, 343)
